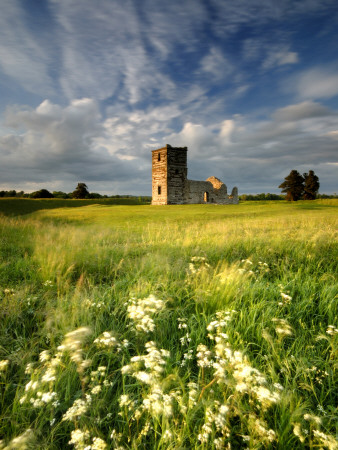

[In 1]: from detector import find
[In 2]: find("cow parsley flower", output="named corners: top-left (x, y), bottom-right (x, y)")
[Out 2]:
top-left (127, 295), bottom-right (165, 333)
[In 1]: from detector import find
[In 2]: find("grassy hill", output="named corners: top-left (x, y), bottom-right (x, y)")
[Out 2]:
top-left (0, 200), bottom-right (337, 449)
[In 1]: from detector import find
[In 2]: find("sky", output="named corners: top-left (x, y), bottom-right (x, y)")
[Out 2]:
top-left (0, 0), bottom-right (338, 195)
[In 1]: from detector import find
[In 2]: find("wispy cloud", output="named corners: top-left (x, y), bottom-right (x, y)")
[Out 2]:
top-left (0, 1), bottom-right (55, 96)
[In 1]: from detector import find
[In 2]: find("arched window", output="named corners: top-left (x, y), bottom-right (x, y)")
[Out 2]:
top-left (158, 152), bottom-right (161, 161)
top-left (158, 186), bottom-right (161, 195)
top-left (204, 192), bottom-right (209, 202)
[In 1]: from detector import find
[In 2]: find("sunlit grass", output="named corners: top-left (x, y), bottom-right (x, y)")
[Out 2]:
top-left (0, 200), bottom-right (337, 449)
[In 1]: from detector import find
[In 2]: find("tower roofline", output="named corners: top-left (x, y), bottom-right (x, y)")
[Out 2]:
top-left (151, 144), bottom-right (188, 152)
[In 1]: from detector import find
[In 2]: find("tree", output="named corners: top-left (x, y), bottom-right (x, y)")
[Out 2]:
top-left (303, 170), bottom-right (320, 200)
top-left (52, 191), bottom-right (70, 199)
top-left (30, 189), bottom-right (54, 198)
top-left (279, 170), bottom-right (304, 201)
top-left (72, 183), bottom-right (89, 199)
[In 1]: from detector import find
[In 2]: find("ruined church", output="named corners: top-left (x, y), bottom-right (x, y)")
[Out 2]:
top-left (152, 144), bottom-right (238, 205)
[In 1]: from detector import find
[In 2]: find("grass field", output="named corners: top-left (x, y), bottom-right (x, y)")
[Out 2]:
top-left (0, 199), bottom-right (337, 449)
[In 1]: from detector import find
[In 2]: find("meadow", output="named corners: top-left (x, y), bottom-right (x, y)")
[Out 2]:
top-left (0, 199), bottom-right (337, 449)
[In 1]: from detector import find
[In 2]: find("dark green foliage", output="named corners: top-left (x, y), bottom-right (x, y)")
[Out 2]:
top-left (279, 170), bottom-right (305, 201)
top-left (52, 191), bottom-right (71, 199)
top-left (0, 190), bottom-right (18, 197)
top-left (30, 189), bottom-right (54, 199)
top-left (303, 170), bottom-right (320, 200)
top-left (72, 182), bottom-right (90, 199)
top-left (240, 193), bottom-right (284, 201)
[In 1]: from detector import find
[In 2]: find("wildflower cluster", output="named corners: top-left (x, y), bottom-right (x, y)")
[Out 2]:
top-left (292, 413), bottom-right (338, 449)
top-left (84, 298), bottom-right (105, 311)
top-left (279, 292), bottom-right (292, 306)
top-left (120, 340), bottom-right (185, 446)
top-left (326, 325), bottom-right (338, 336)
top-left (3, 288), bottom-right (15, 296)
top-left (57, 327), bottom-right (92, 375)
top-left (195, 311), bottom-right (281, 446)
top-left (93, 331), bottom-right (129, 351)
top-left (0, 429), bottom-right (34, 449)
top-left (16, 326), bottom-right (113, 449)
top-left (0, 360), bottom-right (9, 373)
top-left (20, 327), bottom-right (92, 409)
top-left (272, 318), bottom-right (293, 338)
top-left (187, 256), bottom-right (210, 276)
top-left (127, 294), bottom-right (165, 332)
top-left (238, 259), bottom-right (270, 278)
top-left (178, 318), bottom-right (190, 343)
top-left (304, 366), bottom-right (329, 385)
top-left (69, 429), bottom-right (107, 450)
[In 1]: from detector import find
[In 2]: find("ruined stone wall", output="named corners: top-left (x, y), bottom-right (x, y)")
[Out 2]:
top-left (185, 179), bottom-right (238, 204)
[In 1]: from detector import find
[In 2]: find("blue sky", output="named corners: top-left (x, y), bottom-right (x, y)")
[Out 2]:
top-left (1, 0), bottom-right (337, 195)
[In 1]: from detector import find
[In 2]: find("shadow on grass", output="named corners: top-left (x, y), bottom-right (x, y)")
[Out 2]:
top-left (0, 198), bottom-right (150, 217)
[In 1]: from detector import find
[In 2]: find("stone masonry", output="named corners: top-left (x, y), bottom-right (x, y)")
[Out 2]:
top-left (151, 144), bottom-right (238, 205)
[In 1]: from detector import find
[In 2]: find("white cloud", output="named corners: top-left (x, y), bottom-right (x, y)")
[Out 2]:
top-left (286, 66), bottom-right (338, 100)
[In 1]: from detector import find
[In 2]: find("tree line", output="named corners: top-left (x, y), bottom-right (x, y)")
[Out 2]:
top-left (0, 183), bottom-right (150, 201)
top-left (0, 174), bottom-right (336, 201)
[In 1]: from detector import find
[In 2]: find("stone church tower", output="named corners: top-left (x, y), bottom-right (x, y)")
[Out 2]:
top-left (151, 144), bottom-right (188, 205)
top-left (151, 144), bottom-right (238, 205)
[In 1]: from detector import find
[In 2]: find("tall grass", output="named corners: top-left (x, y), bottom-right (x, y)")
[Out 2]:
top-left (0, 200), bottom-right (337, 449)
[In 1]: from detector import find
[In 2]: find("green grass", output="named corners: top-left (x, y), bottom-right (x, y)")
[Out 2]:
top-left (0, 199), bottom-right (337, 449)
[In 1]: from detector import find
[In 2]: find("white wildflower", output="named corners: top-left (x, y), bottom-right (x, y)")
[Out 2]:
top-left (41, 367), bottom-right (56, 383)
top-left (127, 295), bottom-right (165, 333)
top-left (91, 437), bottom-right (107, 450)
top-left (293, 423), bottom-right (306, 443)
top-left (39, 350), bottom-right (50, 363)
top-left (69, 429), bottom-right (90, 449)
top-left (62, 399), bottom-right (88, 422)
top-left (279, 292), bottom-right (292, 305)
top-left (94, 331), bottom-right (121, 349)
top-left (91, 385), bottom-right (102, 395)
top-left (303, 413), bottom-right (321, 425)
top-left (313, 430), bottom-right (338, 450)
top-left (162, 430), bottom-right (173, 441)
top-left (25, 363), bottom-right (34, 375)
top-left (25, 380), bottom-right (39, 392)
top-left (272, 318), bottom-right (293, 337)
top-left (4, 429), bottom-right (34, 449)
top-left (326, 325), bottom-right (338, 335)
top-left (41, 391), bottom-right (58, 404)
top-left (0, 360), bottom-right (9, 372)
top-left (196, 344), bottom-right (213, 367)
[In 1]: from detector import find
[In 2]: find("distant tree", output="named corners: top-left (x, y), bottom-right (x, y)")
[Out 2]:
top-left (72, 183), bottom-right (89, 199)
top-left (88, 192), bottom-right (102, 199)
top-left (52, 191), bottom-right (70, 199)
top-left (279, 170), bottom-right (304, 201)
top-left (303, 170), bottom-right (320, 200)
top-left (30, 189), bottom-right (54, 199)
